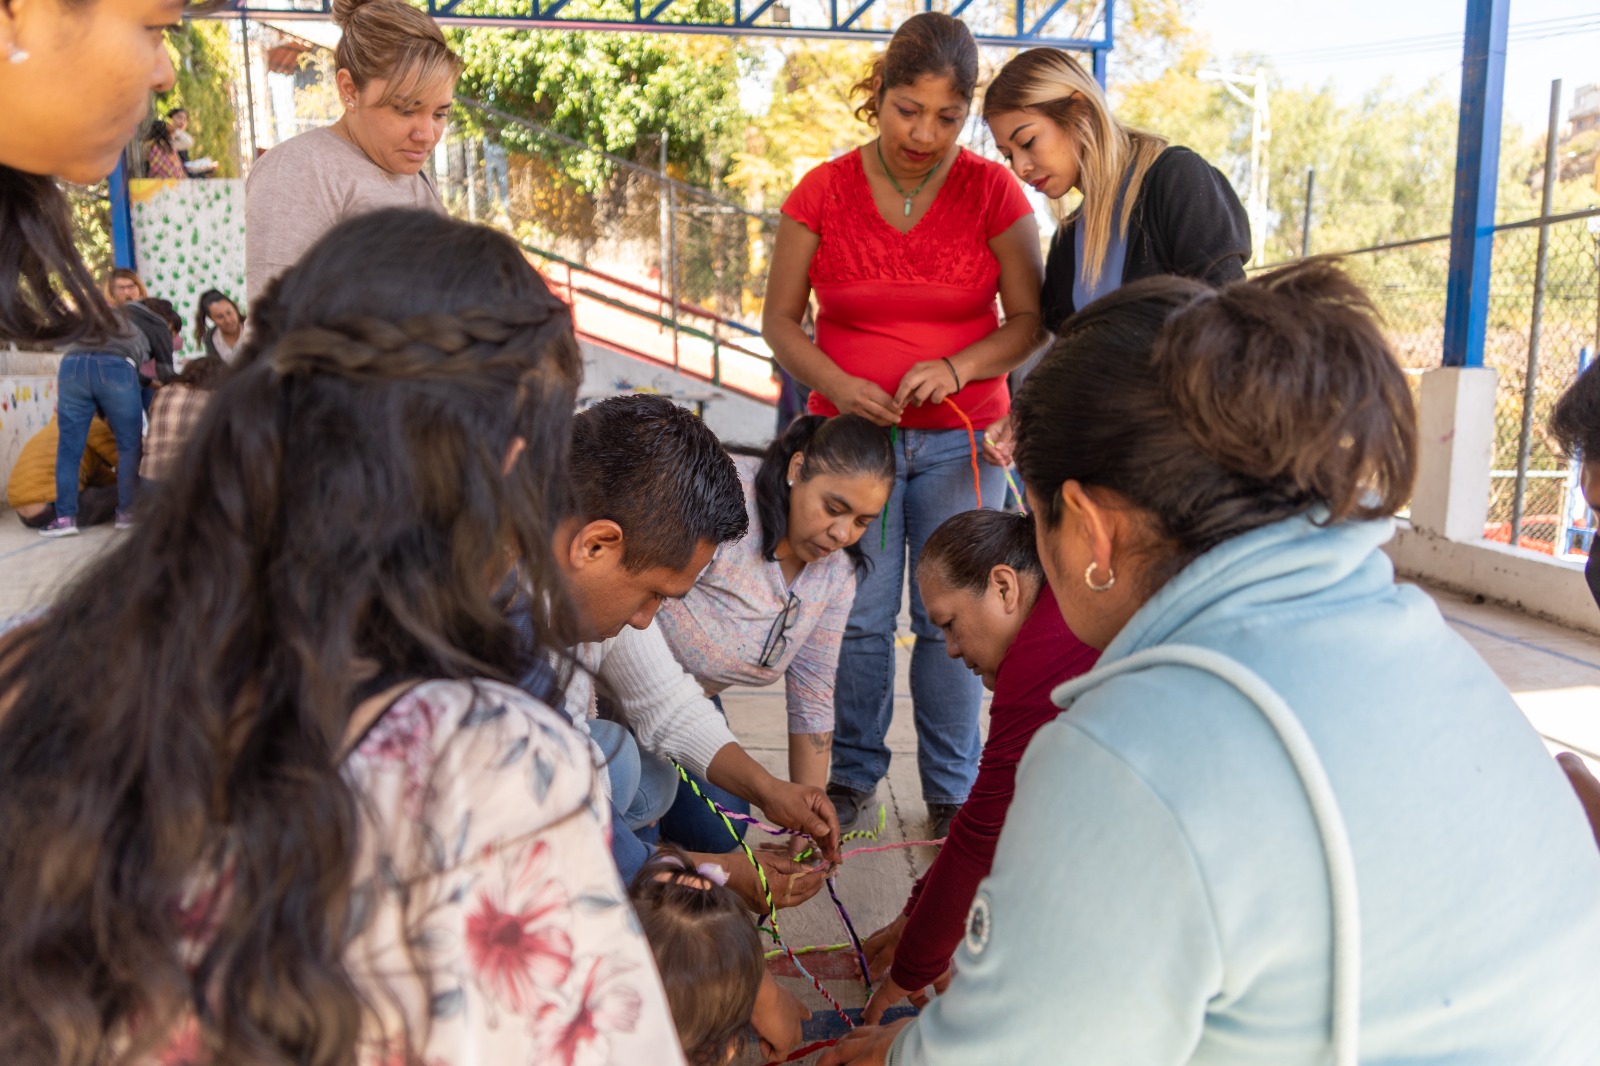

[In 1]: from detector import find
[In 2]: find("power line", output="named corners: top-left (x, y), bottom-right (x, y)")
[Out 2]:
top-left (1257, 14), bottom-right (1600, 67)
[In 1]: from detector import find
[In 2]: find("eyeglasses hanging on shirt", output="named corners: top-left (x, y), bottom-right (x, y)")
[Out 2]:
top-left (758, 591), bottom-right (803, 668)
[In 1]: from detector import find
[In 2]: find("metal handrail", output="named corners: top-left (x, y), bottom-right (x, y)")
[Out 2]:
top-left (523, 242), bottom-right (761, 337)
top-left (526, 242), bottom-right (777, 405)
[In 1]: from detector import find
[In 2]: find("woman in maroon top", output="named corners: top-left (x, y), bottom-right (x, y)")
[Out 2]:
top-left (857, 508), bottom-right (1098, 1022)
top-left (762, 13), bottom-right (1045, 838)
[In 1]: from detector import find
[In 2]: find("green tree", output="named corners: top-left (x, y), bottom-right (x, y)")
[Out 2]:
top-left (450, 0), bottom-right (749, 192)
top-left (158, 21), bottom-right (243, 178)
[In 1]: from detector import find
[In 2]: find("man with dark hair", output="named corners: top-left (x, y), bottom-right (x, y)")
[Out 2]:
top-left (1549, 361), bottom-right (1600, 848)
top-left (548, 395), bottom-right (840, 913)
top-left (564, 393), bottom-right (752, 635)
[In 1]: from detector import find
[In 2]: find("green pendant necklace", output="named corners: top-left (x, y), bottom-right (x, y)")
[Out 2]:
top-left (874, 138), bottom-right (943, 217)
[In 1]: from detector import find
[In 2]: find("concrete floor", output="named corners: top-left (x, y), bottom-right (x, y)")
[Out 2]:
top-left (2, 513), bottom-right (1597, 1063)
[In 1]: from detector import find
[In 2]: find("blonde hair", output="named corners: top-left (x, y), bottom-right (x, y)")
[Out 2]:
top-left (332, 0), bottom-right (463, 108)
top-left (984, 48), bottom-right (1167, 290)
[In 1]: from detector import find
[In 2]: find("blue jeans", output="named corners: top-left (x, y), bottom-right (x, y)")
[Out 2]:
top-left (593, 718), bottom-right (681, 883)
top-left (830, 426), bottom-right (1004, 806)
top-left (659, 694), bottom-right (750, 852)
top-left (55, 353), bottom-right (142, 518)
top-left (592, 719), bottom-right (678, 831)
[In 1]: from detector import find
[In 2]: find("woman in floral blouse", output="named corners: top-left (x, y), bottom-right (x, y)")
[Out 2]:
top-left (0, 210), bottom-right (682, 1066)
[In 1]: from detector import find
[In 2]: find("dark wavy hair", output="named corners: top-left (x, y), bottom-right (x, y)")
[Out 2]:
top-left (733, 414), bottom-right (895, 570)
top-left (569, 394), bottom-right (749, 572)
top-left (0, 166), bottom-right (120, 346)
top-left (195, 288), bottom-right (245, 350)
top-left (1014, 259), bottom-right (1417, 595)
top-left (1550, 360), bottom-right (1600, 463)
top-left (919, 509), bottom-right (1041, 593)
top-left (852, 11), bottom-right (978, 126)
top-left (0, 209), bottom-right (582, 1066)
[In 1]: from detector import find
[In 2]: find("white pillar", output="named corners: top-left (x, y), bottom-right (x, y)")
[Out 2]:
top-left (1410, 366), bottom-right (1498, 541)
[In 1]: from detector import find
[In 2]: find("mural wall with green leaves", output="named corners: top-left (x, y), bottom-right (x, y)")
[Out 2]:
top-left (130, 179), bottom-right (247, 344)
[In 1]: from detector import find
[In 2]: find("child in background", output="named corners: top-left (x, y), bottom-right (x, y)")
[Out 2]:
top-left (631, 846), bottom-right (810, 1063)
top-left (859, 508), bottom-right (1100, 1023)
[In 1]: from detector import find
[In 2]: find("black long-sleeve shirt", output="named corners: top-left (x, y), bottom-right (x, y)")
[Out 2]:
top-left (1040, 145), bottom-right (1251, 334)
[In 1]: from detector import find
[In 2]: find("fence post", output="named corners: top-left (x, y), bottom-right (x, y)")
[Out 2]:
top-left (1441, 0), bottom-right (1508, 368)
top-left (660, 134), bottom-right (681, 370)
top-left (1509, 79), bottom-right (1563, 549)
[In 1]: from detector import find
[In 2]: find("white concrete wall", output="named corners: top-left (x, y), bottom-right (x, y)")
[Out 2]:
top-left (0, 351), bottom-right (63, 499)
top-left (1385, 523), bottom-right (1600, 637)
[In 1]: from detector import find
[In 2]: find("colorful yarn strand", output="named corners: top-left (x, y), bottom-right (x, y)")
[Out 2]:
top-left (672, 762), bottom-right (855, 1029)
top-left (940, 397), bottom-right (983, 509)
top-left (1003, 468), bottom-right (1027, 515)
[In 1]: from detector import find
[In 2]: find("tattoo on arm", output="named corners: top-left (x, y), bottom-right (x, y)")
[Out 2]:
top-left (807, 732), bottom-right (833, 755)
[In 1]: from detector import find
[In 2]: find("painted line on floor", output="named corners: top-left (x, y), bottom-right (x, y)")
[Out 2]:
top-left (1440, 612), bottom-right (1600, 674)
top-left (0, 539), bottom-right (53, 564)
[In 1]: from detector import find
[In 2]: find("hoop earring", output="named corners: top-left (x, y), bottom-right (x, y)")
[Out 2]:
top-left (1084, 560), bottom-right (1115, 592)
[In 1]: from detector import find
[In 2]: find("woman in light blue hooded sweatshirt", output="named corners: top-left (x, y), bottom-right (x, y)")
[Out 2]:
top-left (823, 261), bottom-right (1600, 1066)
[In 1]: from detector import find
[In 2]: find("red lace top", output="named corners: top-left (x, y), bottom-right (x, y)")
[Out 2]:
top-left (781, 148), bottom-right (1033, 431)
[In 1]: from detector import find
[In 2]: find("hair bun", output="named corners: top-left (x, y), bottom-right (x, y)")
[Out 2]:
top-left (1153, 260), bottom-right (1416, 522)
top-left (330, 0), bottom-right (378, 27)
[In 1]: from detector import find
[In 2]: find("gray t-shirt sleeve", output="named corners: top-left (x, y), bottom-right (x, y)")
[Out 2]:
top-left (245, 136), bottom-right (340, 308)
top-left (244, 128), bottom-right (444, 308)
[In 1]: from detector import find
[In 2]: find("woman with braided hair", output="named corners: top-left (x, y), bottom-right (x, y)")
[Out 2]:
top-left (0, 209), bottom-right (684, 1066)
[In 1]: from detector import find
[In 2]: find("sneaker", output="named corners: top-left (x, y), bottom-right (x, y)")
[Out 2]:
top-left (827, 783), bottom-right (876, 831)
top-left (927, 803), bottom-right (961, 842)
top-left (38, 516), bottom-right (79, 538)
top-left (114, 510), bottom-right (135, 530)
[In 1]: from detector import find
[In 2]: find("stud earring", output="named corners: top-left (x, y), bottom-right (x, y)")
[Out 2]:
top-left (6, 43), bottom-right (28, 64)
top-left (1084, 560), bottom-right (1116, 592)
top-left (786, 479), bottom-right (793, 487)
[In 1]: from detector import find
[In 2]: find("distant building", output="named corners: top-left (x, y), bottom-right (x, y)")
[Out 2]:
top-left (1573, 83), bottom-right (1600, 137)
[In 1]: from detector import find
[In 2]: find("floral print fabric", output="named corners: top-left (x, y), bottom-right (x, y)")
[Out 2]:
top-left (154, 678), bottom-right (684, 1066)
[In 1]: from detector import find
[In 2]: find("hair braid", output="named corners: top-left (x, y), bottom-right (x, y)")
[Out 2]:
top-left (268, 306), bottom-right (571, 383)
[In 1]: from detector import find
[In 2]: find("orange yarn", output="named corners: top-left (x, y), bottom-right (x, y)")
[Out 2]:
top-left (942, 396), bottom-right (983, 509)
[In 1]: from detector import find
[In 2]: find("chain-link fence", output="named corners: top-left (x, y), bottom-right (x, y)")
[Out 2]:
top-left (1308, 208), bottom-right (1600, 556)
top-left (440, 98), bottom-right (777, 333)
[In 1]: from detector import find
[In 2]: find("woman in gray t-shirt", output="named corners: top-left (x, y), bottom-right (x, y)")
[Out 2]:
top-left (245, 0), bottom-right (462, 306)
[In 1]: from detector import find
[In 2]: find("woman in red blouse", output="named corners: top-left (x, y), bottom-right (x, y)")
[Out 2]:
top-left (856, 508), bottom-right (1098, 1023)
top-left (762, 12), bottom-right (1044, 836)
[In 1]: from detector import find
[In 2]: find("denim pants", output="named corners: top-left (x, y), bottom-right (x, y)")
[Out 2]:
top-left (55, 353), bottom-right (142, 518)
top-left (592, 718), bottom-right (679, 832)
top-left (830, 426), bottom-right (1004, 806)
top-left (659, 694), bottom-right (751, 853)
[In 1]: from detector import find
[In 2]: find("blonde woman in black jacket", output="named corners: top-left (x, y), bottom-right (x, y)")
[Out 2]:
top-left (979, 48), bottom-right (1249, 465)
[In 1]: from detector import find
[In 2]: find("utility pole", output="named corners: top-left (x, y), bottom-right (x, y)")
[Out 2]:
top-left (1301, 167), bottom-right (1315, 258)
top-left (1199, 67), bottom-right (1270, 266)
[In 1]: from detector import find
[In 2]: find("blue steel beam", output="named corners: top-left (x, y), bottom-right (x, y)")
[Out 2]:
top-left (1441, 0), bottom-right (1508, 368)
top-left (1027, 0), bottom-right (1072, 42)
top-left (838, 0), bottom-right (881, 32)
top-left (215, 0), bottom-right (1110, 49)
top-left (736, 0), bottom-right (781, 26)
top-left (108, 158), bottom-right (136, 271)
